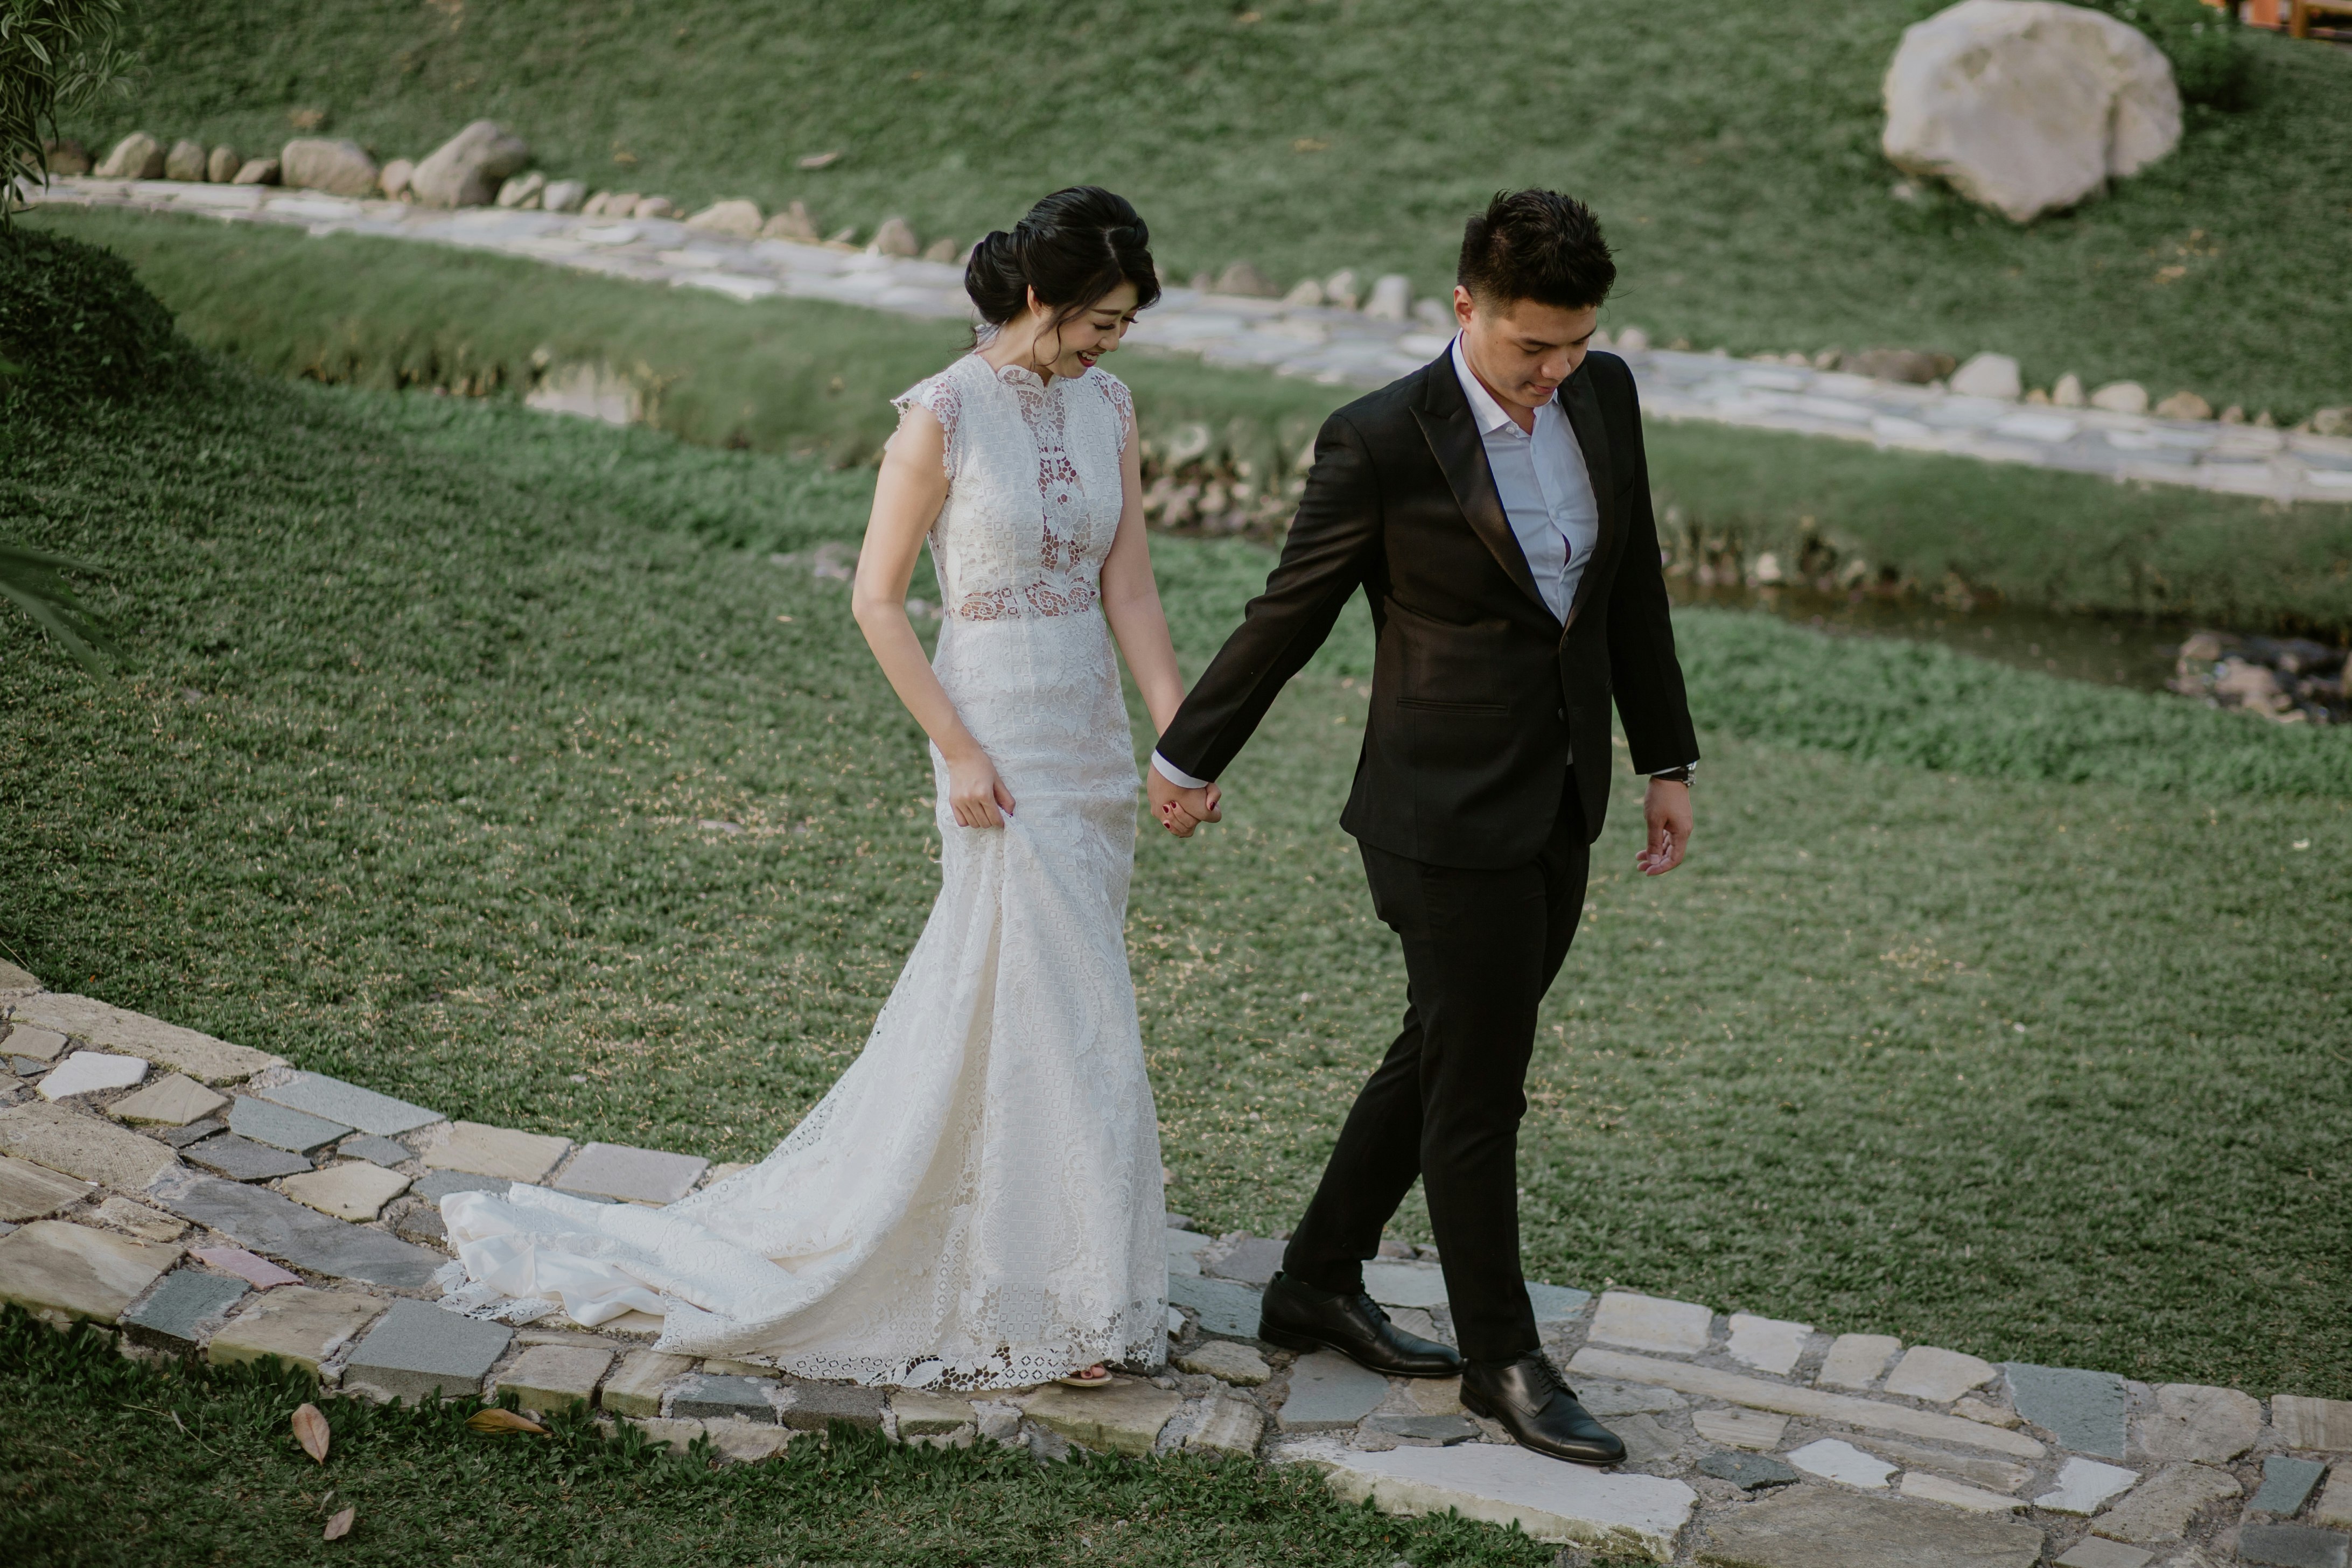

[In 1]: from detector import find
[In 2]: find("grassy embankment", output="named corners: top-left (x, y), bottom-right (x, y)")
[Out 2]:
top-left (4, 345), bottom-right (2347, 1407)
top-left (68, 0), bottom-right (2352, 418)
top-left (32, 207), bottom-right (2352, 638)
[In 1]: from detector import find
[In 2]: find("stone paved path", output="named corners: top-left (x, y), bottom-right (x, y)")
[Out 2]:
top-left (3, 964), bottom-right (2348, 1564)
top-left (27, 176), bottom-right (2352, 508)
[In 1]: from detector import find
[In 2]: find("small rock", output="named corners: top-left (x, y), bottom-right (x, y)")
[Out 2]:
top-left (1816, 1333), bottom-right (1903, 1389)
top-left (2136, 1383), bottom-right (2263, 1463)
top-left (2089, 381), bottom-right (2149, 415)
top-left (96, 132), bottom-right (166, 180)
top-left (1949, 352), bottom-right (2021, 400)
top-left (162, 1118), bottom-right (225, 1149)
top-left (919, 236), bottom-right (962, 263)
top-left (2036, 1456), bottom-right (2142, 1515)
top-left (1843, 348), bottom-right (1952, 384)
top-left (869, 216), bottom-right (919, 256)
top-left (231, 158), bottom-right (281, 186)
top-left (2248, 1455), bottom-right (2330, 1517)
top-left (1882, 1345), bottom-right (1998, 1403)
top-left (686, 198), bottom-right (763, 237)
top-left (2088, 1462), bottom-right (2239, 1544)
top-left (1175, 1340), bottom-right (1270, 1385)
top-left (1210, 260), bottom-right (1280, 298)
top-left (378, 158), bottom-right (414, 199)
top-left (2310, 407), bottom-right (2351, 438)
top-left (2051, 372), bottom-right (2085, 407)
top-left (495, 171), bottom-right (545, 209)
top-left (891, 1389), bottom-right (975, 1437)
top-left (760, 201), bottom-right (817, 241)
top-left (38, 1051), bottom-right (149, 1100)
top-left (1363, 274), bottom-right (1413, 321)
top-left (634, 195), bottom-right (676, 219)
top-left (2152, 390), bottom-right (2211, 421)
top-left (1613, 1411), bottom-right (1683, 1464)
top-left (1699, 1448), bottom-right (1800, 1489)
top-left (1725, 1312), bottom-right (1812, 1375)
top-left (164, 139), bottom-right (209, 182)
top-left (1281, 278), bottom-right (1325, 307)
top-left (390, 1206), bottom-right (445, 1244)
top-left (281, 138), bottom-right (379, 197)
top-left (93, 1196), bottom-right (183, 1242)
top-left (1405, 1377), bottom-right (1465, 1417)
top-left (1322, 268), bottom-right (1360, 310)
top-left (1787, 1437), bottom-right (1895, 1489)
top-left (1588, 1290), bottom-right (1712, 1355)
top-left (2237, 1524), bottom-right (2351, 1568)
top-left (409, 120), bottom-right (530, 208)
top-left (540, 179), bottom-right (585, 213)
top-left (110, 1073), bottom-right (228, 1127)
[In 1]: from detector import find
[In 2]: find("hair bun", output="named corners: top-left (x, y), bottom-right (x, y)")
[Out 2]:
top-left (960, 188), bottom-right (1163, 330)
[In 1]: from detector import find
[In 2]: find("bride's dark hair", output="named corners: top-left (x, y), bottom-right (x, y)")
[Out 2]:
top-left (964, 187), bottom-right (1161, 337)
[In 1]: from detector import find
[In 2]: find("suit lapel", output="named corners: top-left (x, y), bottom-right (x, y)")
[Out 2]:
top-left (1410, 356), bottom-right (1550, 618)
top-left (1557, 362), bottom-right (1619, 635)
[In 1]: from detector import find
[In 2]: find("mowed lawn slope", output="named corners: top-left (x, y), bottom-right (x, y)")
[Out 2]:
top-left (76, 0), bottom-right (2352, 418)
top-left (3, 366), bottom-right (2346, 1398)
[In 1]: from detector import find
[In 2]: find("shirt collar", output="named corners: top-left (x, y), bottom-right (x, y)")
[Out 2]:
top-left (1450, 334), bottom-right (1554, 438)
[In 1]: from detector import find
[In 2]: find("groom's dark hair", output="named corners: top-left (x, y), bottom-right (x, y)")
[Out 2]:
top-left (1457, 190), bottom-right (1615, 311)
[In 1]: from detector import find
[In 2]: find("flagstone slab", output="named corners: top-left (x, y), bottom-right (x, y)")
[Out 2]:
top-left (631, 1416), bottom-right (799, 1461)
top-left (161, 1118), bottom-right (225, 1149)
top-left (93, 1196), bottom-right (184, 1241)
top-left (4, 1025), bottom-right (69, 1061)
top-left (1817, 1333), bottom-right (1903, 1389)
top-left (227, 1096), bottom-right (350, 1153)
top-left (1865, 1437), bottom-right (2033, 1494)
top-left (38, 1051), bottom-right (149, 1100)
top-left (0, 1101), bottom-right (179, 1191)
top-left (671, 1373), bottom-right (784, 1423)
top-left (2134, 1382), bottom-right (2263, 1463)
top-left (1186, 1387), bottom-right (1268, 1455)
top-left (1581, 1380), bottom-right (1690, 1416)
top-left (2053, 1538), bottom-right (2154, 1568)
top-left (1899, 1472), bottom-right (2023, 1513)
top-left (1727, 1313), bottom-right (1813, 1376)
top-left (1567, 1347), bottom-right (2047, 1459)
top-left (778, 1380), bottom-right (884, 1432)
top-left (1174, 1339), bottom-right (1270, 1385)
top-left (554, 1142), bottom-right (706, 1205)
top-left (335, 1136), bottom-right (414, 1168)
top-left (891, 1389), bottom-right (975, 1436)
top-left (122, 1268), bottom-right (249, 1352)
top-left (279, 1161), bottom-right (411, 1222)
top-left (1364, 1412), bottom-right (1480, 1444)
top-left (254, 1073), bottom-right (440, 1136)
top-left (1885, 1347), bottom-right (1998, 1403)
top-left (155, 1174), bottom-right (446, 1289)
top-left (601, 1348), bottom-right (695, 1417)
top-left (1301, 1435), bottom-right (1698, 1558)
top-left (2238, 1523), bottom-right (2351, 1568)
top-left (2250, 1455), bottom-right (2330, 1516)
top-left (183, 1135), bottom-right (313, 1181)
top-left (1789, 1438), bottom-right (1895, 1489)
top-left (341, 1298), bottom-right (513, 1403)
top-left (2275, 1396), bottom-right (2352, 1454)
top-left (5, 994), bottom-right (279, 1083)
top-left (1693, 1406), bottom-right (1788, 1451)
top-left (207, 1285), bottom-right (388, 1379)
top-left (1362, 1258), bottom-right (1447, 1309)
top-left (1024, 1379), bottom-right (1182, 1455)
top-left (423, 1122), bottom-right (568, 1184)
top-left (189, 1245), bottom-right (301, 1289)
top-left (109, 1073), bottom-right (228, 1127)
top-left (1167, 1271), bottom-right (1263, 1338)
top-left (1203, 1235), bottom-right (1287, 1286)
top-left (1697, 1485), bottom-right (2045, 1567)
top-left (2005, 1363), bottom-right (2128, 1459)
top-left (2088, 1462), bottom-right (2239, 1544)
top-left (411, 1170), bottom-right (507, 1202)
top-left (2318, 1472), bottom-right (2352, 1530)
top-left (1528, 1282), bottom-right (1592, 1323)
top-left (1699, 1449), bottom-right (1800, 1489)
top-left (1589, 1291), bottom-right (1713, 1355)
top-left (1277, 1348), bottom-right (1389, 1431)
top-left (0, 1151), bottom-right (94, 1221)
top-left (0, 1219), bottom-right (177, 1325)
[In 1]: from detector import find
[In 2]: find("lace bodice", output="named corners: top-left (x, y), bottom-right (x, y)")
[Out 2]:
top-left (892, 354), bottom-right (1133, 622)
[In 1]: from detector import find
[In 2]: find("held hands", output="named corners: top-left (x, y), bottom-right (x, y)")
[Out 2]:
top-left (946, 749), bottom-right (1018, 829)
top-left (1636, 777), bottom-right (1692, 876)
top-left (1146, 767), bottom-right (1222, 838)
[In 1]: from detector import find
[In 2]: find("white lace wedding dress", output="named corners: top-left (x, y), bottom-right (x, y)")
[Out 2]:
top-left (440, 353), bottom-right (1168, 1390)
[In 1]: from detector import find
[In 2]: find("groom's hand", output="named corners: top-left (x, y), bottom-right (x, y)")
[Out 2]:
top-left (1637, 778), bottom-right (1692, 876)
top-left (1147, 769), bottom-right (1222, 838)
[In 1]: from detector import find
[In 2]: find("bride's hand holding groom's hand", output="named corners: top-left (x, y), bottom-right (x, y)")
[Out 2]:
top-left (1146, 768), bottom-right (1221, 839)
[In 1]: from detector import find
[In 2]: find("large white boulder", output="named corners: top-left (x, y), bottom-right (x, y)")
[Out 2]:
top-left (409, 120), bottom-right (529, 209)
top-left (1882, 0), bottom-right (2180, 223)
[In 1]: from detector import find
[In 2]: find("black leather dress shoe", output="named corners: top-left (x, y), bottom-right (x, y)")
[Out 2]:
top-left (1257, 1270), bottom-right (1464, 1378)
top-left (1460, 1355), bottom-right (1626, 1465)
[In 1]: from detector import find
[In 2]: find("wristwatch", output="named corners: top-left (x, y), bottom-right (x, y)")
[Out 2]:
top-left (1651, 763), bottom-right (1697, 787)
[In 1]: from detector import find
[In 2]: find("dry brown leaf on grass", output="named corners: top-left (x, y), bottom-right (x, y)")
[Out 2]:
top-left (292, 1403), bottom-right (330, 1464)
top-left (465, 1408), bottom-right (547, 1436)
top-left (324, 1507), bottom-right (355, 1541)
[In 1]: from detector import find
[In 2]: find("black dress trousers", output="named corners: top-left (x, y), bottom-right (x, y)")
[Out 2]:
top-left (1280, 774), bottom-right (1591, 1364)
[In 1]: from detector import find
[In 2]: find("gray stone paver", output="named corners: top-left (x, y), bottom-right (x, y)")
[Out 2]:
top-left (0, 1152), bottom-right (93, 1221)
top-left (2319, 1473), bottom-right (2352, 1531)
top-left (1526, 1282), bottom-right (1591, 1323)
top-left (1725, 1312), bottom-right (1812, 1376)
top-left (1185, 1387), bottom-right (1266, 1456)
top-left (411, 1170), bottom-right (507, 1202)
top-left (3, 1025), bottom-right (68, 1061)
top-left (0, 1219), bottom-right (178, 1325)
top-left (2251, 1455), bottom-right (2332, 1517)
top-left (227, 1095), bottom-right (351, 1153)
top-left (554, 1142), bottom-right (706, 1205)
top-left (156, 1174), bottom-right (446, 1289)
top-left (1276, 1349), bottom-right (1389, 1432)
top-left (255, 1072), bottom-right (440, 1136)
top-left (779, 1380), bottom-right (884, 1432)
top-left (891, 1390), bottom-right (975, 1437)
top-left (1692, 1406), bottom-right (1787, 1450)
top-left (1167, 1272), bottom-right (1262, 1338)
top-left (670, 1374), bottom-right (783, 1423)
top-left (160, 1118), bottom-right (225, 1149)
top-left (183, 1134), bottom-right (313, 1181)
top-left (335, 1135), bottom-right (414, 1167)
top-left (2005, 1362), bottom-right (2128, 1459)
top-left (2238, 1523), bottom-right (2352, 1568)
top-left (340, 1298), bottom-right (513, 1402)
top-left (37, 1051), bottom-right (148, 1100)
top-left (32, 176), bottom-right (2351, 506)
top-left (109, 1073), bottom-right (229, 1127)
top-left (1697, 1448), bottom-right (1800, 1489)
top-left (1201, 1235), bottom-right (1285, 1286)
top-left (122, 1268), bottom-right (250, 1352)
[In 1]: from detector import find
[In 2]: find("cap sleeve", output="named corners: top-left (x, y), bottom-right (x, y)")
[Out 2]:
top-left (1092, 370), bottom-right (1136, 453)
top-left (890, 372), bottom-right (964, 478)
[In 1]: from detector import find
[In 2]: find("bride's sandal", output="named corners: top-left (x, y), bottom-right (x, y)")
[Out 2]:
top-left (1056, 1364), bottom-right (1114, 1388)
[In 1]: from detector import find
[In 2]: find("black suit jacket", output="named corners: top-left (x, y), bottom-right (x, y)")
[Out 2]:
top-left (1155, 348), bottom-right (1698, 869)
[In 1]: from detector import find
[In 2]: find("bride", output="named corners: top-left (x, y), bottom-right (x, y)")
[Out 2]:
top-left (441, 187), bottom-right (1205, 1391)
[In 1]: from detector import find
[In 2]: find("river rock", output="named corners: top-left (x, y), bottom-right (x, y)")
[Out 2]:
top-left (1364, 274), bottom-right (1413, 321)
top-left (164, 139), bottom-right (208, 182)
top-left (232, 158), bottom-right (279, 186)
top-left (205, 145), bottom-right (240, 183)
top-left (634, 195), bottom-right (676, 219)
top-left (1322, 268), bottom-right (1361, 310)
top-left (409, 120), bottom-right (529, 208)
top-left (1212, 261), bottom-right (1280, 298)
top-left (870, 216), bottom-right (919, 256)
top-left (281, 138), bottom-right (380, 198)
top-left (921, 236), bottom-right (962, 263)
top-left (2052, 372), bottom-right (2085, 406)
top-left (541, 179), bottom-right (585, 213)
top-left (40, 139), bottom-right (92, 176)
top-left (760, 201), bottom-right (817, 241)
top-left (687, 199), bottom-right (763, 237)
top-left (1846, 348), bottom-right (1955, 385)
top-left (2153, 390), bottom-right (2211, 421)
top-left (2089, 381), bottom-right (2148, 414)
top-left (97, 132), bottom-right (165, 180)
top-left (1949, 353), bottom-right (2021, 400)
top-left (1882, 0), bottom-right (2180, 224)
top-left (495, 171), bottom-right (546, 209)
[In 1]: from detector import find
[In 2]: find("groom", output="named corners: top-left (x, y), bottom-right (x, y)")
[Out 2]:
top-left (1149, 191), bottom-right (1698, 1466)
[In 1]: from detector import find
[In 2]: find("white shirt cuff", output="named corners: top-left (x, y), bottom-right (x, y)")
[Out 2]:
top-left (1151, 751), bottom-right (1212, 790)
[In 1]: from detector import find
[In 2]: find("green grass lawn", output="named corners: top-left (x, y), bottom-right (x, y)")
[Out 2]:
top-left (30, 207), bottom-right (2352, 636)
top-left (66, 0), bottom-right (2352, 418)
top-left (4, 355), bottom-right (2347, 1404)
top-left (0, 1313), bottom-right (1555, 1568)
